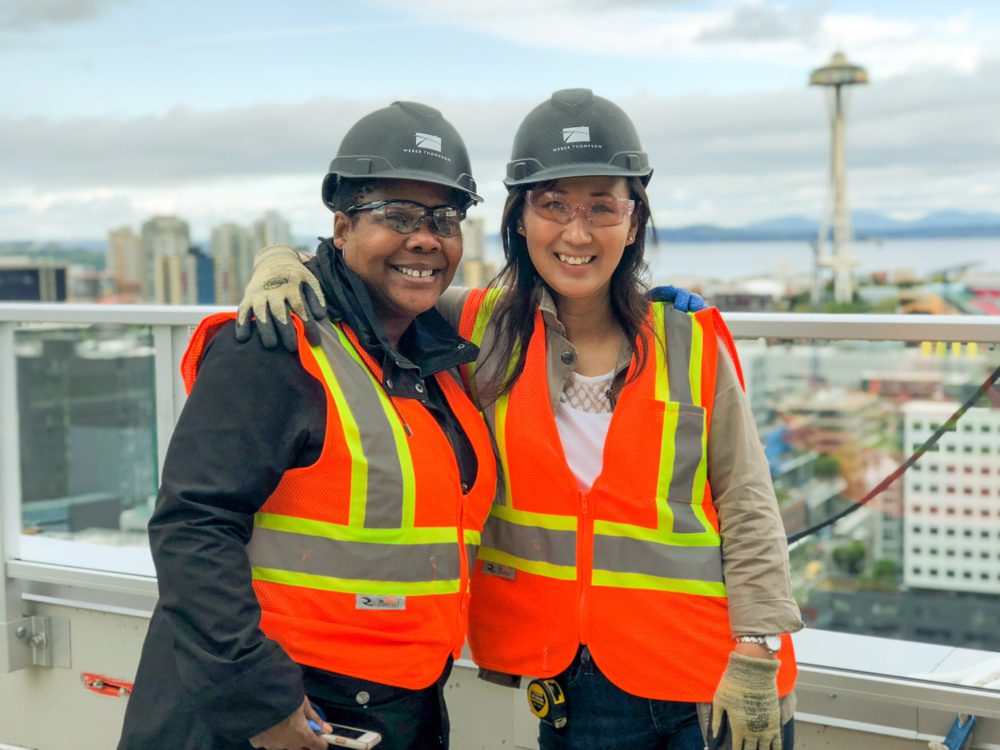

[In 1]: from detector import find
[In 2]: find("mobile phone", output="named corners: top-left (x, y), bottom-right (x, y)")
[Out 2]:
top-left (319, 723), bottom-right (382, 749)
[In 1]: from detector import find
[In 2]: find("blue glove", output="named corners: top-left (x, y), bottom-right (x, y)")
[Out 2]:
top-left (649, 285), bottom-right (707, 312)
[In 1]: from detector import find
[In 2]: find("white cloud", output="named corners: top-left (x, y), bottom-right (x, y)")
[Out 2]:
top-left (377, 1), bottom-right (996, 79)
top-left (1, 59), bottom-right (998, 239)
top-left (0, 0), bottom-right (128, 29)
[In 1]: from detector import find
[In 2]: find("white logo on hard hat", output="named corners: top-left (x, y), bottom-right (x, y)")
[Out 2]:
top-left (562, 126), bottom-right (590, 144)
top-left (415, 132), bottom-right (442, 152)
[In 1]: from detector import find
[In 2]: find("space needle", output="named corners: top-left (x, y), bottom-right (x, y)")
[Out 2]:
top-left (810, 51), bottom-right (869, 304)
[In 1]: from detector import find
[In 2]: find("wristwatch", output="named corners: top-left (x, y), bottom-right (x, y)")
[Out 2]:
top-left (734, 634), bottom-right (782, 654)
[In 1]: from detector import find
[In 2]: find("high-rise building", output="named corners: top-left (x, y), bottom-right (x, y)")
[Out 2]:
top-left (0, 259), bottom-right (68, 302)
top-left (106, 226), bottom-right (143, 295)
top-left (253, 210), bottom-right (293, 251)
top-left (188, 247), bottom-right (216, 305)
top-left (141, 215), bottom-right (191, 302)
top-left (211, 222), bottom-right (254, 305)
top-left (902, 401), bottom-right (1000, 595)
top-left (456, 217), bottom-right (495, 287)
top-left (151, 247), bottom-right (215, 305)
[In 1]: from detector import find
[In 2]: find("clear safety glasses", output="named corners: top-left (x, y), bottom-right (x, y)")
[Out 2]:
top-left (525, 190), bottom-right (636, 227)
top-left (347, 200), bottom-right (466, 238)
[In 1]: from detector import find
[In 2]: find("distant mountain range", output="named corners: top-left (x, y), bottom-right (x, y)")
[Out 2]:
top-left (4, 211), bottom-right (1000, 260)
top-left (656, 210), bottom-right (1000, 242)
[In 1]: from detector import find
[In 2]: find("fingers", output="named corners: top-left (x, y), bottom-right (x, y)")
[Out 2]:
top-left (711, 705), bottom-right (724, 738)
top-left (301, 314), bottom-right (322, 348)
top-left (234, 313), bottom-right (252, 343)
top-left (302, 280), bottom-right (328, 321)
top-left (256, 305), bottom-right (280, 350)
top-left (276, 302), bottom-right (299, 353)
top-left (303, 700), bottom-right (331, 735)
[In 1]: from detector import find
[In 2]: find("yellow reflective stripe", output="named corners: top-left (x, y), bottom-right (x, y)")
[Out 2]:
top-left (466, 287), bottom-right (504, 382)
top-left (252, 567), bottom-right (461, 595)
top-left (463, 529), bottom-right (481, 546)
top-left (494, 393), bottom-right (515, 506)
top-left (593, 520), bottom-right (719, 547)
top-left (309, 341), bottom-right (368, 528)
top-left (652, 303), bottom-right (668, 402)
top-left (333, 325), bottom-right (417, 528)
top-left (688, 314), bottom-right (704, 407)
top-left (488, 502), bottom-right (577, 531)
top-left (255, 513), bottom-right (455, 545)
top-left (477, 547), bottom-right (577, 581)
top-left (651, 305), bottom-right (677, 532)
top-left (687, 316), bottom-right (711, 533)
top-left (591, 569), bottom-right (726, 596)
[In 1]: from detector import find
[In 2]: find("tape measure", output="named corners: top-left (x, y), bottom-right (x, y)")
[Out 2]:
top-left (527, 678), bottom-right (567, 729)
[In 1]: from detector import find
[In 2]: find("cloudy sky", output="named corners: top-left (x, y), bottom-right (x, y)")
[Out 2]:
top-left (3, 0), bottom-right (999, 242)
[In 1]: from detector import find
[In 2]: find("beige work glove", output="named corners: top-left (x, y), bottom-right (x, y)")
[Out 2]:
top-left (710, 651), bottom-right (782, 750)
top-left (235, 244), bottom-right (327, 351)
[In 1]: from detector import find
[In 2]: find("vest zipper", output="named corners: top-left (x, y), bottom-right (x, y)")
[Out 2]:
top-left (578, 489), bottom-right (593, 646)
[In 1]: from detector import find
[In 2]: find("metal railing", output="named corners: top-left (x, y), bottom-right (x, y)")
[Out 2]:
top-left (2, 304), bottom-right (999, 742)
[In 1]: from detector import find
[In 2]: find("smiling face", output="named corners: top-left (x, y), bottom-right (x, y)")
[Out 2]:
top-left (334, 180), bottom-right (463, 340)
top-left (519, 175), bottom-right (638, 306)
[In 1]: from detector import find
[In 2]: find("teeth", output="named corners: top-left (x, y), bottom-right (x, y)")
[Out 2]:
top-left (557, 253), bottom-right (595, 265)
top-left (396, 266), bottom-right (435, 278)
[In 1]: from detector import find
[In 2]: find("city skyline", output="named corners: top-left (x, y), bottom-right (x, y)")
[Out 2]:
top-left (2, 1), bottom-right (999, 241)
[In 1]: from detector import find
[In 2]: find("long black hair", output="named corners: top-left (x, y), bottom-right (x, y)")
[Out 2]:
top-left (477, 176), bottom-right (655, 404)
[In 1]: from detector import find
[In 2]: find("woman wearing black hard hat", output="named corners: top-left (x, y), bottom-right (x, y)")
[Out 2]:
top-left (119, 101), bottom-right (496, 750)
top-left (238, 90), bottom-right (801, 750)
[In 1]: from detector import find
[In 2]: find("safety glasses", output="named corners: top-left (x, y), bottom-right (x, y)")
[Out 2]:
top-left (347, 200), bottom-right (466, 237)
top-left (525, 190), bottom-right (635, 227)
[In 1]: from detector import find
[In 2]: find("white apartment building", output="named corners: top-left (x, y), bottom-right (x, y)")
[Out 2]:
top-left (106, 225), bottom-right (143, 291)
top-left (210, 222), bottom-right (254, 305)
top-left (252, 209), bottom-right (292, 251)
top-left (902, 400), bottom-right (1000, 595)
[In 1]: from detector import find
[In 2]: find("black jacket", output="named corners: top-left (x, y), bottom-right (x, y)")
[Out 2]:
top-left (118, 242), bottom-right (478, 749)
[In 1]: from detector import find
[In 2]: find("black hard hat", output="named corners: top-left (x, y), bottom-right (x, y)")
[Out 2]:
top-left (322, 101), bottom-right (483, 210)
top-left (504, 88), bottom-right (652, 188)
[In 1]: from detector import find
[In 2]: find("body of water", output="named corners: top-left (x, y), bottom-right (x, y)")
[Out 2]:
top-left (645, 236), bottom-right (1000, 284)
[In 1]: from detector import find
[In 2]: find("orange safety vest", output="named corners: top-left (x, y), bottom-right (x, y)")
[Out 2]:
top-left (181, 313), bottom-right (497, 689)
top-left (459, 290), bottom-right (796, 702)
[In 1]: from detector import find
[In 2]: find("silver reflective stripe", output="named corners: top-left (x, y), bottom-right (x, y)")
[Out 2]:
top-left (663, 310), bottom-right (706, 534)
top-left (481, 516), bottom-right (577, 567)
top-left (248, 527), bottom-right (460, 583)
top-left (317, 324), bottom-right (405, 529)
top-left (667, 405), bottom-right (707, 533)
top-left (592, 535), bottom-right (723, 583)
top-left (665, 311), bottom-right (694, 404)
top-left (465, 543), bottom-right (480, 568)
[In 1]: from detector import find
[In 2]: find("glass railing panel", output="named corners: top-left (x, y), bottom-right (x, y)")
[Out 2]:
top-left (15, 321), bottom-right (157, 575)
top-left (732, 334), bottom-right (1000, 686)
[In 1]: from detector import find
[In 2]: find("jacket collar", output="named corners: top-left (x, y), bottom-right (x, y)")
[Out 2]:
top-left (312, 238), bottom-right (478, 388)
top-left (536, 285), bottom-right (634, 375)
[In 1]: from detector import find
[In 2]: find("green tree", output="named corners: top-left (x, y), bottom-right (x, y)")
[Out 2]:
top-left (831, 540), bottom-right (866, 575)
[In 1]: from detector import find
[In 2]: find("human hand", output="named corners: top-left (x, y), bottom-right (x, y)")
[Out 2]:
top-left (235, 244), bottom-right (328, 351)
top-left (710, 651), bottom-right (782, 750)
top-left (249, 696), bottom-right (330, 750)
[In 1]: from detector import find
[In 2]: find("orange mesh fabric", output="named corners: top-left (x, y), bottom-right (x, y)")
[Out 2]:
top-left (182, 314), bottom-right (497, 689)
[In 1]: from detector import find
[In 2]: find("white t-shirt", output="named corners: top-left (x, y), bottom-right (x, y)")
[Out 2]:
top-left (554, 370), bottom-right (615, 491)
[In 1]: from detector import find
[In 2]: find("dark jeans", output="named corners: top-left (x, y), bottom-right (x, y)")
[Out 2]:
top-left (303, 659), bottom-right (452, 750)
top-left (537, 647), bottom-right (794, 750)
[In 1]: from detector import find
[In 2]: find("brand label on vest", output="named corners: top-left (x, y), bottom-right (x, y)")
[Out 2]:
top-left (356, 594), bottom-right (406, 610)
top-left (481, 561), bottom-right (516, 580)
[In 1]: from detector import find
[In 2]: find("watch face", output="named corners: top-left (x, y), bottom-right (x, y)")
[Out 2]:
top-left (764, 635), bottom-right (782, 652)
